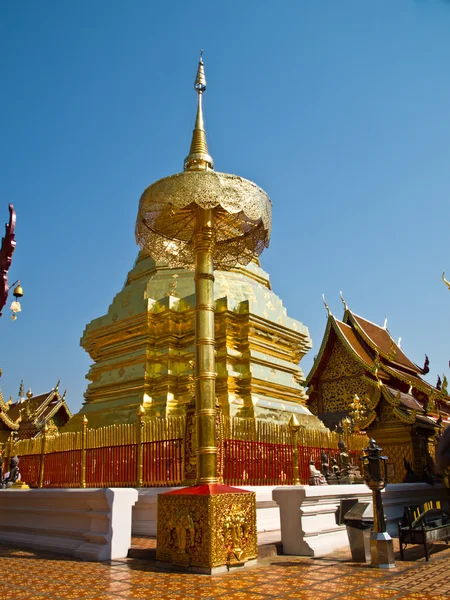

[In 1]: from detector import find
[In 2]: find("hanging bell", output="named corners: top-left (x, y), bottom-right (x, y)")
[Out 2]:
top-left (13, 283), bottom-right (24, 298)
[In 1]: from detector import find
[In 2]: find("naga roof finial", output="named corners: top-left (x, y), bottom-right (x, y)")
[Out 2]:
top-left (442, 271), bottom-right (450, 290)
top-left (184, 51), bottom-right (214, 172)
top-left (322, 294), bottom-right (331, 316)
top-left (339, 291), bottom-right (348, 311)
top-left (383, 316), bottom-right (388, 329)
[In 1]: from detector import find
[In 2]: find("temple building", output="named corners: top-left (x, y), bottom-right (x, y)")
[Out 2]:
top-left (0, 380), bottom-right (71, 442)
top-left (306, 298), bottom-right (450, 483)
top-left (64, 58), bottom-right (320, 432)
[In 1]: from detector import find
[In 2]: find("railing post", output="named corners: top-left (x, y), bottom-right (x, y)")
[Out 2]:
top-left (8, 431), bottom-right (16, 461)
top-left (136, 405), bottom-right (145, 487)
top-left (4, 433), bottom-right (12, 477)
top-left (80, 415), bottom-right (88, 488)
top-left (38, 424), bottom-right (48, 488)
top-left (289, 414), bottom-right (301, 485)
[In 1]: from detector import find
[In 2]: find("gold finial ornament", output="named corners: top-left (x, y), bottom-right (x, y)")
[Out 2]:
top-left (322, 294), bottom-right (331, 316)
top-left (443, 271), bottom-right (450, 290)
top-left (339, 291), bottom-right (348, 311)
top-left (184, 51), bottom-right (214, 172)
top-left (26, 388), bottom-right (33, 399)
top-left (288, 414), bottom-right (300, 431)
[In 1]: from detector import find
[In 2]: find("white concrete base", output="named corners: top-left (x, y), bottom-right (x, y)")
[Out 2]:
top-left (0, 488), bottom-right (138, 561)
top-left (273, 485), bottom-right (371, 556)
top-left (272, 482), bottom-right (450, 557)
top-left (132, 486), bottom-right (281, 537)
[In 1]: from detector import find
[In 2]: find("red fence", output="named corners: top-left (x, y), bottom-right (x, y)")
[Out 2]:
top-left (12, 415), bottom-right (368, 488)
top-left (223, 440), bottom-right (293, 485)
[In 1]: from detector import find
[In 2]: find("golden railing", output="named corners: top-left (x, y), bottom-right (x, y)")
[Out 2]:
top-left (2, 415), bottom-right (369, 488)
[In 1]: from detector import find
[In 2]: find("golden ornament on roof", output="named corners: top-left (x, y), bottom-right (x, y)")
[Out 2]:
top-left (135, 53), bottom-right (272, 271)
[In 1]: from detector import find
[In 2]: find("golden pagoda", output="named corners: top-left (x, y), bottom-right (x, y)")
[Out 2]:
top-left (306, 296), bottom-right (450, 483)
top-left (67, 61), bottom-right (315, 432)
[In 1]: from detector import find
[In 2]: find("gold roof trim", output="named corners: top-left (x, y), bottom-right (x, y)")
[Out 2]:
top-left (305, 316), bottom-right (333, 386)
top-left (392, 406), bottom-right (417, 425)
top-left (358, 409), bottom-right (377, 430)
top-left (0, 409), bottom-right (20, 430)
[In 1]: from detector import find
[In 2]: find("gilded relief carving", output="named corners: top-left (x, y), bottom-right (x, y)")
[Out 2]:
top-left (222, 504), bottom-right (248, 564)
top-left (321, 376), bottom-right (370, 413)
top-left (381, 442), bottom-right (414, 483)
top-left (321, 340), bottom-right (364, 380)
top-left (157, 491), bottom-right (257, 569)
top-left (169, 508), bottom-right (195, 552)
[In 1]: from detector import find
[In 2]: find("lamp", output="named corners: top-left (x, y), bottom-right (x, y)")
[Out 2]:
top-left (360, 439), bottom-right (395, 568)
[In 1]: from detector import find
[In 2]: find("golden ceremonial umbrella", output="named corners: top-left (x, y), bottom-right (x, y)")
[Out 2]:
top-left (135, 53), bottom-right (272, 485)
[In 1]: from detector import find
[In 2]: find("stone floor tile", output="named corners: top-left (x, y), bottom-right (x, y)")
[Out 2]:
top-left (354, 589), bottom-right (403, 598)
top-left (335, 596), bottom-right (376, 600)
top-left (282, 591), bottom-right (337, 600)
top-left (154, 595), bottom-right (197, 600)
top-left (247, 582), bottom-right (311, 594)
top-left (215, 594), bottom-right (275, 600)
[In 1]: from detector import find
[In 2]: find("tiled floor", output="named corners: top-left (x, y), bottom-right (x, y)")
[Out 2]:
top-left (1, 537), bottom-right (450, 599)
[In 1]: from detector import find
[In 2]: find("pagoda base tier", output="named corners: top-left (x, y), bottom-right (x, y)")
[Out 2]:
top-left (69, 255), bottom-right (312, 431)
top-left (156, 484), bottom-right (258, 574)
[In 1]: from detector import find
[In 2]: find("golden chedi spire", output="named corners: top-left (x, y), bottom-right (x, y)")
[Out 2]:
top-left (184, 51), bottom-right (214, 172)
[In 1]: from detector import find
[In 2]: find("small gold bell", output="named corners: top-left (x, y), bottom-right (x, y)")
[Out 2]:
top-left (13, 283), bottom-right (24, 298)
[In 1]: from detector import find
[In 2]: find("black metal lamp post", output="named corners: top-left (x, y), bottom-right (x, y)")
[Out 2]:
top-left (361, 439), bottom-right (395, 568)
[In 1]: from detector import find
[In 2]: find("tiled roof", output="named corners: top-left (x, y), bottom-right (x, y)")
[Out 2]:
top-left (334, 320), bottom-right (375, 369)
top-left (383, 385), bottom-right (424, 412)
top-left (349, 313), bottom-right (421, 373)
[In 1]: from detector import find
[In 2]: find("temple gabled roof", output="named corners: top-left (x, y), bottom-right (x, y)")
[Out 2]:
top-left (343, 311), bottom-right (423, 375)
top-left (0, 383), bottom-right (72, 438)
top-left (306, 303), bottom-right (450, 427)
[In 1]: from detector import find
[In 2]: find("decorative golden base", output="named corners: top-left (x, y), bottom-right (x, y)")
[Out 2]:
top-left (9, 481), bottom-right (30, 490)
top-left (157, 484), bottom-right (257, 573)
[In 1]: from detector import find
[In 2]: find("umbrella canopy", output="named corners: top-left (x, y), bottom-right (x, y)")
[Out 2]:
top-left (135, 170), bottom-right (272, 270)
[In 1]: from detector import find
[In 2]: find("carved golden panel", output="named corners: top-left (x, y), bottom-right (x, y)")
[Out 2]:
top-left (379, 442), bottom-right (414, 483)
top-left (379, 402), bottom-right (398, 423)
top-left (321, 376), bottom-right (370, 413)
top-left (156, 489), bottom-right (257, 570)
top-left (321, 340), bottom-right (364, 380)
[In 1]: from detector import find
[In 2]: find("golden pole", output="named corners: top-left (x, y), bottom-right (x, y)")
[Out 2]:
top-left (4, 433), bottom-right (13, 477)
top-left (194, 207), bottom-right (218, 484)
top-left (8, 431), bottom-right (15, 461)
top-left (136, 404), bottom-right (145, 487)
top-left (80, 415), bottom-right (88, 488)
top-left (38, 424), bottom-right (48, 488)
top-left (288, 414), bottom-right (301, 485)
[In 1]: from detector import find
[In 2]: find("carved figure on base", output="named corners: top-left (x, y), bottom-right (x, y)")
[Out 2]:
top-left (309, 459), bottom-right (328, 486)
top-left (338, 439), bottom-right (363, 484)
top-left (321, 451), bottom-right (330, 478)
top-left (1, 456), bottom-right (20, 488)
top-left (326, 457), bottom-right (341, 483)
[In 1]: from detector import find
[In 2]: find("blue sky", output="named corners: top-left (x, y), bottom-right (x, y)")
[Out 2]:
top-left (1, 1), bottom-right (450, 413)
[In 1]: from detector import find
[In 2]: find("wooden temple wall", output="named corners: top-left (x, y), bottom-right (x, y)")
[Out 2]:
top-left (5, 417), bottom-right (368, 488)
